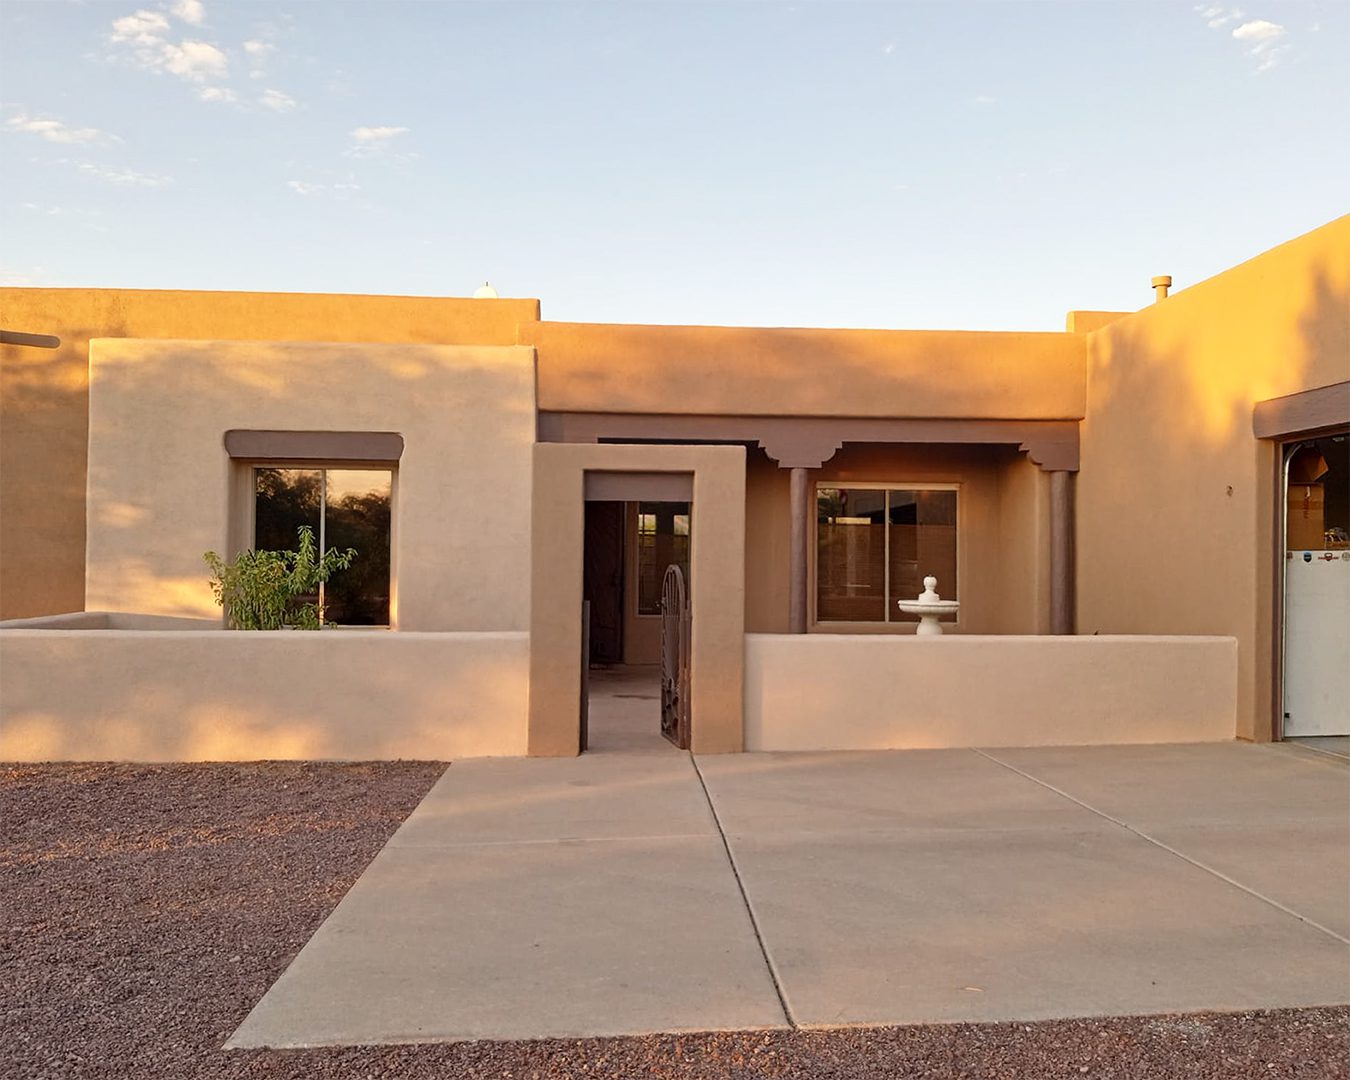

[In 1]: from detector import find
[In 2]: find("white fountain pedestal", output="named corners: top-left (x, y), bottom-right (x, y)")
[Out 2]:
top-left (895, 576), bottom-right (959, 636)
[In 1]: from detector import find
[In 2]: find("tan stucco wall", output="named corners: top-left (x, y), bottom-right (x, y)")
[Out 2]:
top-left (527, 321), bottom-right (1085, 419)
top-left (85, 339), bottom-right (536, 631)
top-left (1076, 215), bottom-right (1350, 740)
top-left (0, 629), bottom-right (527, 761)
top-left (530, 444), bottom-right (746, 756)
top-left (744, 449), bottom-right (792, 633)
top-left (0, 288), bottom-right (538, 620)
top-left (744, 634), bottom-right (1238, 751)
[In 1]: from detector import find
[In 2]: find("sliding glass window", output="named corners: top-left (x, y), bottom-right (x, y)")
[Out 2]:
top-left (254, 467), bottom-right (393, 625)
top-left (816, 486), bottom-right (957, 623)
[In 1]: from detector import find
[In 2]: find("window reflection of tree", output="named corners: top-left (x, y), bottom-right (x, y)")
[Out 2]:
top-left (325, 488), bottom-right (391, 625)
top-left (254, 468), bottom-right (320, 552)
top-left (253, 468), bottom-right (392, 626)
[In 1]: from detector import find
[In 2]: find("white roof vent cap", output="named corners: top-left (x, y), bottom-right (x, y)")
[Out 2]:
top-left (473, 281), bottom-right (499, 299)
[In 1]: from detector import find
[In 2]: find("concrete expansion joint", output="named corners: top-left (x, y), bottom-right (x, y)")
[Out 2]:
top-left (689, 752), bottom-right (798, 1029)
top-left (970, 748), bottom-right (1350, 948)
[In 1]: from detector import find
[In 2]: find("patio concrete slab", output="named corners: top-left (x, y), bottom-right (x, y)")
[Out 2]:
top-left (229, 740), bottom-right (1350, 1046)
top-left (723, 824), bottom-right (1350, 1027)
top-left (229, 754), bottom-right (786, 1047)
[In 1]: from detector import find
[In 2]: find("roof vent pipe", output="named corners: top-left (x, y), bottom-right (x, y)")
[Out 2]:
top-left (1151, 275), bottom-right (1172, 303)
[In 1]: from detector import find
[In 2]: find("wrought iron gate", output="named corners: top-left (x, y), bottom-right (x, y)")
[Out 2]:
top-left (660, 564), bottom-right (691, 749)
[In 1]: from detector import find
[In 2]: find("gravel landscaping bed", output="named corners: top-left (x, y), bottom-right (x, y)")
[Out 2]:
top-left (2, 761), bottom-right (1346, 1079)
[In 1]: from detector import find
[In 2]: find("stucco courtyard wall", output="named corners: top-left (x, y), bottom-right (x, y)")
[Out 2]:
top-left (0, 289), bottom-right (538, 620)
top-left (0, 628), bottom-right (528, 761)
top-left (1076, 215), bottom-right (1350, 740)
top-left (85, 339), bottom-right (536, 631)
top-left (744, 634), bottom-right (1237, 751)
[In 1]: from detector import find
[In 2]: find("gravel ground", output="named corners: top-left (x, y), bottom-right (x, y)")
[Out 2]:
top-left (2, 761), bottom-right (1346, 1080)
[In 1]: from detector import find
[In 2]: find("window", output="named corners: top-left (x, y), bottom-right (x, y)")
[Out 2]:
top-left (816, 486), bottom-right (957, 623)
top-left (254, 467), bottom-right (393, 625)
top-left (636, 501), bottom-right (690, 614)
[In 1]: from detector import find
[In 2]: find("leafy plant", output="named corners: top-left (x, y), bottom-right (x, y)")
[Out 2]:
top-left (203, 526), bottom-right (357, 630)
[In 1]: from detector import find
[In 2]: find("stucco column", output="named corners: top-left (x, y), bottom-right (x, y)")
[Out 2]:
top-left (1050, 469), bottom-right (1076, 635)
top-left (789, 467), bottom-right (810, 633)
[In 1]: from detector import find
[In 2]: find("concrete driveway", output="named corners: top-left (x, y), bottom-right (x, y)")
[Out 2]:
top-left (230, 738), bottom-right (1349, 1046)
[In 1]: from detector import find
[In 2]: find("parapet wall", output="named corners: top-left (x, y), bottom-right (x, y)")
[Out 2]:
top-left (744, 634), bottom-right (1238, 751)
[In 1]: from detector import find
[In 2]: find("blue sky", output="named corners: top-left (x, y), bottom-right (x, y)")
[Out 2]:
top-left (2, 1), bottom-right (1346, 330)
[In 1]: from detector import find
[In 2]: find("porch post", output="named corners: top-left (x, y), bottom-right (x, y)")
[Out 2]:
top-left (789, 466), bottom-right (810, 633)
top-left (1049, 469), bottom-right (1076, 635)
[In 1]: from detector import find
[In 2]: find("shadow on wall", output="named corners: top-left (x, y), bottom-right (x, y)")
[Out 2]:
top-left (0, 325), bottom-right (102, 618)
top-left (81, 339), bottom-right (536, 623)
top-left (1077, 218), bottom-right (1349, 734)
top-left (0, 290), bottom-right (539, 622)
top-left (525, 321), bottom-right (1088, 420)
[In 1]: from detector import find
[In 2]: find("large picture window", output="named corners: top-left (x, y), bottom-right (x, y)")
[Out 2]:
top-left (254, 467), bottom-right (393, 625)
top-left (816, 486), bottom-right (957, 623)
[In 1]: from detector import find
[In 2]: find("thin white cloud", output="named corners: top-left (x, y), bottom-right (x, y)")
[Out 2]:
top-left (172, 0), bottom-right (206, 25)
top-left (1232, 18), bottom-right (1284, 41)
top-left (346, 125), bottom-right (411, 159)
top-left (259, 88), bottom-right (297, 112)
top-left (6, 114), bottom-right (119, 145)
top-left (109, 7), bottom-right (228, 85)
top-left (244, 39), bottom-right (274, 57)
top-left (350, 126), bottom-right (409, 142)
top-left (111, 9), bottom-right (170, 46)
top-left (1196, 4), bottom-right (1243, 28)
top-left (1199, 7), bottom-right (1291, 71)
top-left (74, 161), bottom-right (174, 187)
top-left (161, 40), bottom-right (227, 82)
top-left (1234, 19), bottom-right (1289, 70)
top-left (286, 178), bottom-right (362, 198)
top-left (972, 94), bottom-right (997, 105)
top-left (198, 86), bottom-right (237, 103)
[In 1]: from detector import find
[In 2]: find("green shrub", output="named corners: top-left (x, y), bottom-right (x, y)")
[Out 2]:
top-left (203, 526), bottom-right (356, 630)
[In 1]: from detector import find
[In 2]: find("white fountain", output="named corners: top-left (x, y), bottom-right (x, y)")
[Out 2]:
top-left (895, 576), bottom-right (959, 636)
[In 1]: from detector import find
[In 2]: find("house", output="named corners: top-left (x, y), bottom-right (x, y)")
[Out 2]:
top-left (1, 215), bottom-right (1345, 760)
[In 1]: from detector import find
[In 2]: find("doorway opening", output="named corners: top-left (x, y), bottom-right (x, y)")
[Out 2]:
top-left (582, 499), bottom-right (691, 752)
top-left (1282, 432), bottom-right (1349, 749)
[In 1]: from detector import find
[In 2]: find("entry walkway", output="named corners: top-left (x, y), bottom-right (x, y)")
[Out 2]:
top-left (229, 742), bottom-right (1350, 1047)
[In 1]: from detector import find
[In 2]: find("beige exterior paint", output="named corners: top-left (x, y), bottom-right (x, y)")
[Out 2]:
top-left (527, 321), bottom-right (1086, 419)
top-left (0, 288), bottom-right (537, 620)
top-left (744, 634), bottom-right (1238, 751)
top-left (0, 629), bottom-right (528, 761)
top-left (1077, 215), bottom-right (1350, 740)
top-left (85, 339), bottom-right (536, 631)
top-left (530, 444), bottom-right (746, 756)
